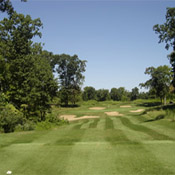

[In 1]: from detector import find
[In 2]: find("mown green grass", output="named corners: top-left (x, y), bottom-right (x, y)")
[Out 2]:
top-left (0, 99), bottom-right (175, 175)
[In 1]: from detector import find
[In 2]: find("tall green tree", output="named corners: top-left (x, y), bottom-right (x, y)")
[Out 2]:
top-left (130, 87), bottom-right (139, 101)
top-left (82, 86), bottom-right (96, 101)
top-left (0, 11), bottom-right (42, 60)
top-left (96, 89), bottom-right (110, 101)
top-left (56, 54), bottom-right (86, 106)
top-left (0, 55), bottom-right (10, 93)
top-left (110, 87), bottom-right (129, 101)
top-left (41, 50), bottom-right (59, 72)
top-left (8, 54), bottom-right (58, 120)
top-left (153, 7), bottom-right (175, 86)
top-left (110, 88), bottom-right (119, 101)
top-left (0, 7), bottom-right (57, 120)
top-left (140, 65), bottom-right (172, 105)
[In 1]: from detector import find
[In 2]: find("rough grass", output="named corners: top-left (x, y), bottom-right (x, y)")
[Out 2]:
top-left (0, 99), bottom-right (175, 175)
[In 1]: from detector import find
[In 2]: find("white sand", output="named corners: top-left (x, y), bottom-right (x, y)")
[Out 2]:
top-left (60, 115), bottom-right (99, 121)
top-left (130, 109), bottom-right (144, 113)
top-left (89, 107), bottom-right (106, 110)
top-left (105, 111), bottom-right (123, 116)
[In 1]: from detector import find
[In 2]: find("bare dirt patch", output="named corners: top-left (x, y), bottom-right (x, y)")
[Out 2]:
top-left (89, 107), bottom-right (106, 110)
top-left (60, 115), bottom-right (99, 121)
top-left (120, 105), bottom-right (131, 108)
top-left (105, 111), bottom-right (123, 116)
top-left (130, 109), bottom-right (144, 113)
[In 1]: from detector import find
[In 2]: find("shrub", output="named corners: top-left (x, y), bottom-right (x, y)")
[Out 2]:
top-left (15, 120), bottom-right (35, 132)
top-left (166, 108), bottom-right (175, 121)
top-left (0, 104), bottom-right (24, 133)
top-left (46, 112), bottom-right (60, 123)
top-left (35, 121), bottom-right (53, 130)
top-left (35, 112), bottom-right (69, 130)
top-left (81, 100), bottom-right (98, 107)
top-left (23, 120), bottom-right (35, 131)
top-left (0, 93), bottom-right (8, 106)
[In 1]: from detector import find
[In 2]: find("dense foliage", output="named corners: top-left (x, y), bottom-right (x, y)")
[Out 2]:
top-left (140, 65), bottom-right (172, 105)
top-left (56, 54), bottom-right (86, 106)
top-left (0, 1), bottom-right (85, 132)
top-left (82, 86), bottom-right (96, 101)
top-left (153, 7), bottom-right (175, 87)
top-left (96, 89), bottom-right (110, 101)
top-left (130, 87), bottom-right (139, 101)
top-left (82, 86), bottom-right (149, 102)
top-left (110, 87), bottom-right (130, 101)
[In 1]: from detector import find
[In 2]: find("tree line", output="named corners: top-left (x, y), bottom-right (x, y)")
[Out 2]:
top-left (82, 86), bottom-right (149, 102)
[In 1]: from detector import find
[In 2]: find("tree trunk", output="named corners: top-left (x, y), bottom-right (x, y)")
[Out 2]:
top-left (65, 96), bottom-right (68, 106)
top-left (40, 111), bottom-right (46, 121)
top-left (164, 96), bottom-right (167, 105)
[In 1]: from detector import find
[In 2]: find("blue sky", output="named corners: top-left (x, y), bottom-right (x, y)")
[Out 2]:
top-left (10, 0), bottom-right (175, 91)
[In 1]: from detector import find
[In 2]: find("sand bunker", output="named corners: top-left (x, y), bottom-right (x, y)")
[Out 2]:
top-left (60, 115), bottom-right (76, 121)
top-left (89, 107), bottom-right (106, 110)
top-left (130, 109), bottom-right (144, 113)
top-left (120, 105), bottom-right (131, 108)
top-left (60, 115), bottom-right (99, 121)
top-left (105, 111), bottom-right (123, 116)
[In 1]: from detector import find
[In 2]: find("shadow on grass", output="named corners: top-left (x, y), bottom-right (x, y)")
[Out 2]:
top-left (60, 104), bottom-right (80, 108)
top-left (144, 115), bottom-right (165, 123)
top-left (162, 104), bottom-right (175, 110)
top-left (139, 104), bottom-right (175, 116)
top-left (137, 101), bottom-right (162, 108)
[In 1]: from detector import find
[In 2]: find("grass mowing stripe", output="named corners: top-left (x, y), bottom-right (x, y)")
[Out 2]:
top-left (62, 122), bottom-right (118, 174)
top-left (54, 128), bottom-right (86, 145)
top-left (32, 122), bottom-right (81, 144)
top-left (142, 142), bottom-right (175, 174)
top-left (62, 142), bottom-right (117, 174)
top-left (105, 129), bottom-right (130, 144)
top-left (89, 118), bottom-right (100, 128)
top-left (128, 115), bottom-right (175, 140)
top-left (104, 118), bottom-right (173, 174)
top-left (142, 123), bottom-right (175, 140)
top-left (0, 131), bottom-right (46, 149)
top-left (120, 116), bottom-right (172, 140)
top-left (2, 124), bottom-right (87, 175)
top-left (112, 143), bottom-right (173, 175)
top-left (0, 129), bottom-right (84, 174)
top-left (72, 120), bottom-right (88, 129)
top-left (80, 119), bottom-right (93, 129)
top-left (104, 117), bottom-right (130, 144)
top-left (96, 118), bottom-right (105, 130)
top-left (112, 117), bottom-right (152, 141)
top-left (153, 119), bottom-right (175, 130)
top-left (131, 112), bottom-right (175, 131)
top-left (7, 144), bottom-right (75, 175)
top-left (105, 117), bottom-right (114, 129)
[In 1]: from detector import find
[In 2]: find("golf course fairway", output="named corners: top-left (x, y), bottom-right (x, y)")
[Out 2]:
top-left (0, 102), bottom-right (175, 175)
